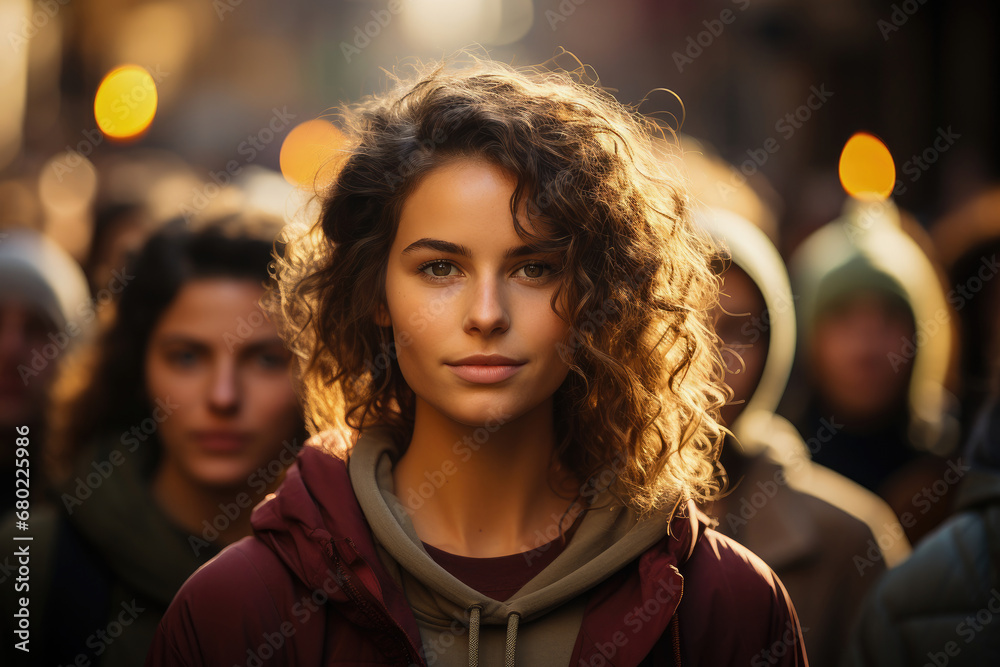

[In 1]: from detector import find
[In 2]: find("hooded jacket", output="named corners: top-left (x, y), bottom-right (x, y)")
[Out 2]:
top-left (786, 198), bottom-right (959, 459)
top-left (844, 398), bottom-right (1000, 666)
top-left (146, 427), bottom-right (808, 666)
top-left (0, 229), bottom-right (94, 517)
top-left (695, 207), bottom-right (909, 556)
top-left (694, 207), bottom-right (911, 667)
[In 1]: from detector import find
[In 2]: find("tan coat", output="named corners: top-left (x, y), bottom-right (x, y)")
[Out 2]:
top-left (712, 416), bottom-right (911, 667)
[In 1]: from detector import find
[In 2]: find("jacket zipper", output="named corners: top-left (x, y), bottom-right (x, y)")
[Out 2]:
top-left (329, 537), bottom-right (423, 665)
top-left (669, 564), bottom-right (684, 667)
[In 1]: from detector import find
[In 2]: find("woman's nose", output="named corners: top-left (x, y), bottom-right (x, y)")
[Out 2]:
top-left (207, 359), bottom-right (240, 414)
top-left (462, 276), bottom-right (510, 336)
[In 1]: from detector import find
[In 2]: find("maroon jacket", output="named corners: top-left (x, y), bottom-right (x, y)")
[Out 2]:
top-left (146, 446), bottom-right (808, 666)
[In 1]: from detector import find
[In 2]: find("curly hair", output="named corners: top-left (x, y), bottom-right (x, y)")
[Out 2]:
top-left (269, 56), bottom-right (729, 514)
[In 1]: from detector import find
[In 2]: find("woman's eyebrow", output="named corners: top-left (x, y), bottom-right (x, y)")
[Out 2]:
top-left (401, 238), bottom-right (542, 260)
top-left (503, 245), bottom-right (543, 260)
top-left (152, 334), bottom-right (209, 348)
top-left (401, 238), bottom-right (471, 256)
top-left (237, 338), bottom-right (290, 359)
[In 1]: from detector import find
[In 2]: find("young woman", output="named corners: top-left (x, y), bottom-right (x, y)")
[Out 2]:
top-left (1, 213), bottom-right (306, 666)
top-left (147, 60), bottom-right (807, 666)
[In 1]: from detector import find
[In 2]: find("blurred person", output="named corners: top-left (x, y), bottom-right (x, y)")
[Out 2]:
top-left (0, 214), bottom-right (307, 666)
top-left (798, 259), bottom-right (919, 489)
top-left (930, 186), bottom-right (1000, 446)
top-left (0, 228), bottom-right (92, 515)
top-left (700, 207), bottom-right (909, 667)
top-left (83, 150), bottom-right (207, 308)
top-left (83, 202), bottom-right (155, 303)
top-left (147, 59), bottom-right (807, 666)
top-left (844, 388), bottom-right (1000, 666)
top-left (669, 134), bottom-right (784, 243)
top-left (782, 201), bottom-right (962, 544)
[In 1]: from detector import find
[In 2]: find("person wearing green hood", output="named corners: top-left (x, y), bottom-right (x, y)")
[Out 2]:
top-left (781, 199), bottom-right (962, 545)
top-left (1, 212), bottom-right (307, 666)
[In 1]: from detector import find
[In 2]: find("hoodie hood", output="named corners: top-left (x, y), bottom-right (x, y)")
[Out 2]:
top-left (695, 207), bottom-right (797, 452)
top-left (252, 430), bottom-right (697, 666)
top-left (0, 228), bottom-right (93, 339)
top-left (348, 427), bottom-right (674, 665)
top-left (789, 198), bottom-right (959, 455)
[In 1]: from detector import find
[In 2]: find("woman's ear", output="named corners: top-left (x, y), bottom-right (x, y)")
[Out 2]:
top-left (374, 302), bottom-right (392, 327)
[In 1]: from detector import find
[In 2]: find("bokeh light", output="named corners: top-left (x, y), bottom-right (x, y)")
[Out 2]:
top-left (401, 0), bottom-right (533, 50)
top-left (38, 151), bottom-right (98, 216)
top-left (94, 65), bottom-right (158, 140)
top-left (839, 132), bottom-right (896, 201)
top-left (279, 119), bottom-right (346, 189)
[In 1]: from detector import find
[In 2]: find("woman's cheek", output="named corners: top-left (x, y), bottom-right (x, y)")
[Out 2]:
top-left (407, 310), bottom-right (428, 334)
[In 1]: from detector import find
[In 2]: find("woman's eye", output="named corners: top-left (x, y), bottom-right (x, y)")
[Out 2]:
top-left (166, 349), bottom-right (200, 367)
top-left (255, 351), bottom-right (290, 369)
top-left (420, 261), bottom-right (458, 278)
top-left (516, 262), bottom-right (554, 280)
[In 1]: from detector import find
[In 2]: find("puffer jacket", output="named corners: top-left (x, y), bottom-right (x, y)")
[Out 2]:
top-left (843, 398), bottom-right (1000, 665)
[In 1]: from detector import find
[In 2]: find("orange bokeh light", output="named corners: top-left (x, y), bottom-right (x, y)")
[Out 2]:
top-left (839, 132), bottom-right (896, 201)
top-left (279, 119), bottom-right (346, 188)
top-left (94, 65), bottom-right (158, 140)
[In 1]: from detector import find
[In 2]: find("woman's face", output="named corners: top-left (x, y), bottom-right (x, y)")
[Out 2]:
top-left (810, 291), bottom-right (914, 419)
top-left (714, 266), bottom-right (769, 426)
top-left (145, 279), bottom-right (301, 490)
top-left (380, 158), bottom-right (572, 428)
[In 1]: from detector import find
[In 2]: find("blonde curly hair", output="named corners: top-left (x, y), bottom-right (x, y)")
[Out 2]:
top-left (268, 56), bottom-right (729, 514)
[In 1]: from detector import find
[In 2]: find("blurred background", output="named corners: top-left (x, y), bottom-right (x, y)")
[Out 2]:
top-left (3, 0), bottom-right (997, 243)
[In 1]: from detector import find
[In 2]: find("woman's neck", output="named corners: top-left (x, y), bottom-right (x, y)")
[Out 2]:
top-left (393, 398), bottom-right (582, 558)
top-left (151, 464), bottom-right (282, 549)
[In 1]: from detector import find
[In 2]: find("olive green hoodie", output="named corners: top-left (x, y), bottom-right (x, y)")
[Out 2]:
top-left (347, 427), bottom-right (674, 666)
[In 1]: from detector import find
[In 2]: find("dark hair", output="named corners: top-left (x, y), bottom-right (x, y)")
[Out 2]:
top-left (951, 239), bottom-right (1000, 414)
top-left (271, 57), bottom-right (728, 513)
top-left (47, 213), bottom-right (291, 481)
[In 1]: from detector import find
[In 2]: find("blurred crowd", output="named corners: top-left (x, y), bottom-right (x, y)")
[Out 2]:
top-left (3, 0), bottom-right (1000, 666)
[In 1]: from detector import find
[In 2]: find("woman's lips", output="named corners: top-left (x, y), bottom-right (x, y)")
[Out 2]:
top-left (192, 431), bottom-right (251, 453)
top-left (446, 363), bottom-right (524, 384)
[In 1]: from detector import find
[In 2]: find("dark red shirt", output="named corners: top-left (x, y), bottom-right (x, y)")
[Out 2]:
top-left (422, 516), bottom-right (582, 600)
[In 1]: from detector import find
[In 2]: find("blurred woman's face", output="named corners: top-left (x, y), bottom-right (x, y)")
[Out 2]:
top-left (0, 302), bottom-right (59, 430)
top-left (810, 291), bottom-right (914, 420)
top-left (714, 267), bottom-right (769, 426)
top-left (145, 279), bottom-right (301, 490)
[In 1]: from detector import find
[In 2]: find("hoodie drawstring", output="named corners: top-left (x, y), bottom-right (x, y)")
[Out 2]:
top-left (504, 612), bottom-right (520, 667)
top-left (468, 606), bottom-right (481, 667)
top-left (467, 607), bottom-right (521, 666)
